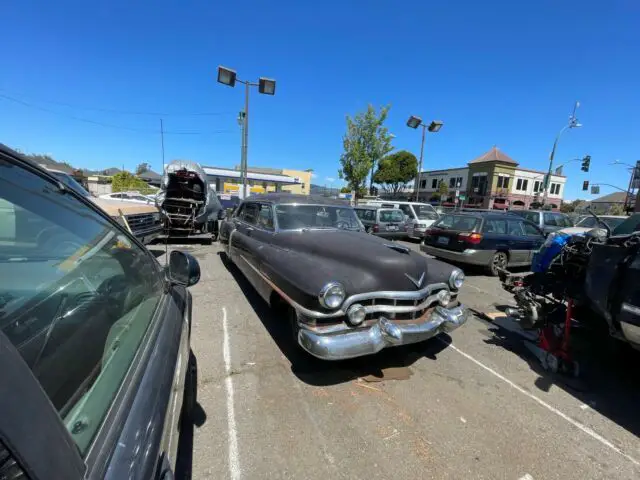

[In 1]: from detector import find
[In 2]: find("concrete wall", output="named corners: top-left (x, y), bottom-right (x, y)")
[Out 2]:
top-left (281, 169), bottom-right (312, 195)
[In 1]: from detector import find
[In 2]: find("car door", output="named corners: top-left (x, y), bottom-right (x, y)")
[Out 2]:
top-left (230, 202), bottom-right (260, 284)
top-left (248, 203), bottom-right (277, 302)
top-left (506, 219), bottom-right (531, 265)
top-left (481, 218), bottom-right (510, 257)
top-left (522, 220), bottom-right (546, 261)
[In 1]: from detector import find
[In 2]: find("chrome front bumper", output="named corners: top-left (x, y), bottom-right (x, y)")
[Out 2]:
top-left (298, 305), bottom-right (467, 360)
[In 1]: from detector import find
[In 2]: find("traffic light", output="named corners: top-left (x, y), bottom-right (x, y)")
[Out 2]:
top-left (581, 155), bottom-right (591, 172)
top-left (582, 180), bottom-right (589, 191)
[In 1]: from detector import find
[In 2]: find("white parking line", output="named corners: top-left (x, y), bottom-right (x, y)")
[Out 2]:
top-left (222, 307), bottom-right (241, 480)
top-left (442, 341), bottom-right (640, 467)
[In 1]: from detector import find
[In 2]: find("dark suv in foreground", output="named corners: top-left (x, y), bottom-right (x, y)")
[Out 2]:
top-left (421, 212), bottom-right (546, 275)
top-left (0, 144), bottom-right (201, 480)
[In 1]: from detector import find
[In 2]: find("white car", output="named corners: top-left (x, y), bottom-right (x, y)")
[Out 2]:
top-left (559, 215), bottom-right (627, 235)
top-left (99, 191), bottom-right (154, 204)
top-left (361, 200), bottom-right (440, 239)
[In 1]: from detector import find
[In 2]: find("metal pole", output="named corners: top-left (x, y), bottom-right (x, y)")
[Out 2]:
top-left (542, 125), bottom-right (567, 206)
top-left (624, 166), bottom-right (635, 213)
top-left (160, 119), bottom-right (165, 173)
top-left (242, 81), bottom-right (250, 198)
top-left (415, 124), bottom-right (426, 202)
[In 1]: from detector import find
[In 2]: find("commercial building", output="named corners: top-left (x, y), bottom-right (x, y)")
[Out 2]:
top-left (407, 146), bottom-right (566, 210)
top-left (201, 165), bottom-right (312, 196)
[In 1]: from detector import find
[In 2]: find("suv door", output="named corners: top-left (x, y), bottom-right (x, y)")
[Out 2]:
top-left (481, 218), bottom-right (511, 257)
top-left (522, 220), bottom-right (546, 260)
top-left (506, 219), bottom-right (533, 264)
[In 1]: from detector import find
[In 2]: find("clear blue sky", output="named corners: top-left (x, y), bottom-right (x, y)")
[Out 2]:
top-left (1, 0), bottom-right (639, 200)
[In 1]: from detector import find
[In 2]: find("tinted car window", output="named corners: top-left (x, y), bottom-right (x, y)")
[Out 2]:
top-left (364, 210), bottom-right (375, 221)
top-left (435, 214), bottom-right (479, 231)
top-left (543, 212), bottom-right (558, 226)
top-left (578, 216), bottom-right (626, 230)
top-left (515, 211), bottom-right (540, 224)
top-left (398, 204), bottom-right (413, 218)
top-left (0, 162), bottom-right (162, 454)
top-left (612, 214), bottom-right (640, 235)
top-left (507, 220), bottom-right (526, 236)
top-left (243, 203), bottom-right (259, 224)
top-left (379, 210), bottom-right (404, 222)
top-left (354, 209), bottom-right (366, 219)
top-left (483, 219), bottom-right (507, 234)
top-left (275, 204), bottom-right (361, 230)
top-left (554, 213), bottom-right (572, 227)
top-left (523, 222), bottom-right (542, 235)
top-left (257, 204), bottom-right (274, 229)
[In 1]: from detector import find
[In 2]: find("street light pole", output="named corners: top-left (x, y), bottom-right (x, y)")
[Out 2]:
top-left (416, 125), bottom-right (426, 202)
top-left (217, 66), bottom-right (276, 199)
top-left (542, 101), bottom-right (581, 207)
top-left (407, 116), bottom-right (443, 203)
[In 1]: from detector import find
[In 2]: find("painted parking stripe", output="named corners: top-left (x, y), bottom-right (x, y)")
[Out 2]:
top-left (441, 340), bottom-right (640, 467)
top-left (222, 307), bottom-right (241, 480)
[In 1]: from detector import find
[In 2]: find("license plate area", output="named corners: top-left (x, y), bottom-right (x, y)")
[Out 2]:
top-left (437, 236), bottom-right (450, 245)
top-left (386, 225), bottom-right (398, 231)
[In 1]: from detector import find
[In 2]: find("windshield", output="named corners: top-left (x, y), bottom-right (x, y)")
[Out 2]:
top-left (577, 216), bottom-right (626, 230)
top-left (49, 171), bottom-right (91, 197)
top-left (275, 204), bottom-right (362, 231)
top-left (612, 214), bottom-right (640, 236)
top-left (414, 204), bottom-right (438, 220)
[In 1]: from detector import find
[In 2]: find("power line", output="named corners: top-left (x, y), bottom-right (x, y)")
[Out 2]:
top-left (0, 93), bottom-right (231, 135)
top-left (0, 89), bottom-right (233, 117)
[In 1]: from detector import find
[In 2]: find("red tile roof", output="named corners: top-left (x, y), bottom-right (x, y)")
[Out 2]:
top-left (468, 146), bottom-right (518, 166)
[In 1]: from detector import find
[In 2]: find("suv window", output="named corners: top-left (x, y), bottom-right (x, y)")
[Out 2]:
top-left (543, 212), bottom-right (558, 226)
top-left (507, 220), bottom-right (526, 236)
top-left (398, 204), bottom-right (413, 219)
top-left (523, 221), bottom-right (542, 236)
top-left (364, 210), bottom-right (375, 221)
top-left (0, 162), bottom-right (163, 454)
top-left (518, 211), bottom-right (540, 224)
top-left (482, 219), bottom-right (507, 234)
top-left (612, 214), bottom-right (640, 236)
top-left (436, 214), bottom-right (479, 231)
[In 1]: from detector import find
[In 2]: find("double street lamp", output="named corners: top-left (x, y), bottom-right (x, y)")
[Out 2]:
top-left (406, 116), bottom-right (443, 202)
top-left (217, 66), bottom-right (276, 198)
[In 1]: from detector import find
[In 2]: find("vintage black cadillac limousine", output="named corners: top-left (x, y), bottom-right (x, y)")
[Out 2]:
top-left (219, 193), bottom-right (468, 360)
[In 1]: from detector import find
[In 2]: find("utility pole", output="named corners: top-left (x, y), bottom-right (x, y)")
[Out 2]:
top-left (160, 119), bottom-right (165, 174)
top-left (415, 125), bottom-right (426, 202)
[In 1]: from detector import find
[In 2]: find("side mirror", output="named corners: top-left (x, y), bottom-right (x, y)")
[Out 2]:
top-left (169, 251), bottom-right (201, 286)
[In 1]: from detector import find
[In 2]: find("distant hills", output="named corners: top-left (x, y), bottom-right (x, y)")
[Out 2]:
top-left (19, 152), bottom-right (121, 176)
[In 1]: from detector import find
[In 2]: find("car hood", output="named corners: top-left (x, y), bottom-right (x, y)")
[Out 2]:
top-left (558, 227), bottom-right (591, 235)
top-left (271, 229), bottom-right (452, 294)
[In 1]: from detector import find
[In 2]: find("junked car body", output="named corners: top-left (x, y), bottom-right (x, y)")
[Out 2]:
top-left (219, 193), bottom-right (467, 360)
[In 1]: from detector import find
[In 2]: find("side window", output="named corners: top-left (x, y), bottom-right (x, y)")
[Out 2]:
top-left (0, 162), bottom-right (163, 455)
top-left (257, 204), bottom-right (274, 229)
top-left (399, 204), bottom-right (413, 218)
top-left (557, 214), bottom-right (572, 227)
top-left (543, 212), bottom-right (558, 226)
top-left (482, 219), bottom-right (507, 234)
top-left (364, 210), bottom-right (375, 221)
top-left (436, 215), bottom-right (455, 228)
top-left (354, 209), bottom-right (364, 219)
top-left (233, 203), bottom-right (244, 218)
top-left (523, 222), bottom-right (542, 236)
top-left (242, 203), bottom-right (259, 224)
top-left (507, 220), bottom-right (526, 236)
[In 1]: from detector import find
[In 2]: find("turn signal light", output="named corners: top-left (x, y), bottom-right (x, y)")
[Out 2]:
top-left (458, 232), bottom-right (483, 244)
top-left (373, 224), bottom-right (380, 233)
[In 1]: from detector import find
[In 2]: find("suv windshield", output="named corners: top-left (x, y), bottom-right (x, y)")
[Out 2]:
top-left (275, 204), bottom-right (362, 231)
top-left (49, 171), bottom-right (91, 197)
top-left (414, 204), bottom-right (438, 220)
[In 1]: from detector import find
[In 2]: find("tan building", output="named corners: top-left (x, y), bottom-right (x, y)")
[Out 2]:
top-left (203, 165), bottom-right (313, 196)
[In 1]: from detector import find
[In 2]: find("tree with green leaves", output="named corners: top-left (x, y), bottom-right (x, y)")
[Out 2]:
top-left (373, 150), bottom-right (418, 195)
top-left (112, 171), bottom-right (155, 194)
top-left (338, 104), bottom-right (394, 204)
top-left (608, 203), bottom-right (625, 215)
top-left (135, 162), bottom-right (151, 175)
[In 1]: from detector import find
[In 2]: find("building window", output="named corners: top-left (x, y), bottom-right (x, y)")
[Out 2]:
top-left (533, 180), bottom-right (541, 193)
top-left (516, 178), bottom-right (528, 191)
top-left (449, 177), bottom-right (456, 188)
top-left (420, 179), bottom-right (427, 189)
top-left (550, 183), bottom-right (561, 195)
top-left (431, 178), bottom-right (438, 189)
top-left (497, 176), bottom-right (509, 189)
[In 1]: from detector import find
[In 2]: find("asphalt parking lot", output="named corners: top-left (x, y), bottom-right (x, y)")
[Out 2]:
top-left (150, 239), bottom-right (640, 480)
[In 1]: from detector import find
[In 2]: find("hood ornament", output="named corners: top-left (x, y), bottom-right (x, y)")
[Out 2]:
top-left (405, 271), bottom-right (425, 289)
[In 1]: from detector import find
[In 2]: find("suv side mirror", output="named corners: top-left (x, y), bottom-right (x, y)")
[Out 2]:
top-left (169, 251), bottom-right (201, 286)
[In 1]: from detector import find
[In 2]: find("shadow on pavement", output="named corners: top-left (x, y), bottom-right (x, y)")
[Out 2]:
top-left (218, 251), bottom-right (453, 386)
top-left (175, 351), bottom-right (207, 480)
top-left (472, 307), bottom-right (640, 439)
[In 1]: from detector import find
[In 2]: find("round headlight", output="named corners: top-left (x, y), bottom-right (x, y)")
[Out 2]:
top-left (437, 289), bottom-right (452, 307)
top-left (347, 304), bottom-right (366, 325)
top-left (449, 269), bottom-right (465, 290)
top-left (319, 282), bottom-right (346, 309)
